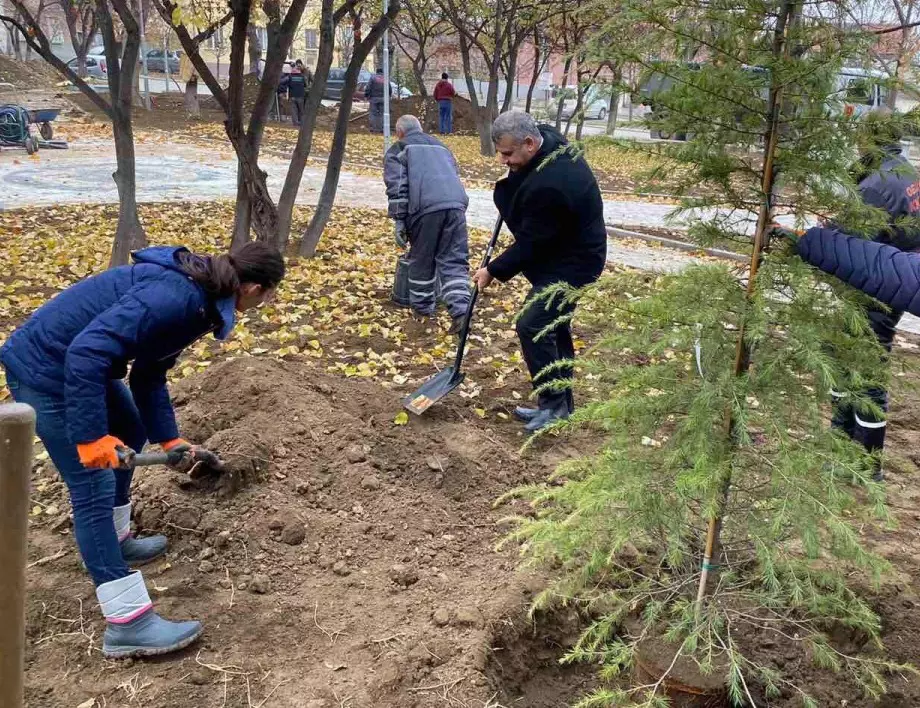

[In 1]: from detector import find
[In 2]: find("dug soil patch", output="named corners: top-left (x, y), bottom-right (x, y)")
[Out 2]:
top-left (22, 356), bottom-right (594, 707)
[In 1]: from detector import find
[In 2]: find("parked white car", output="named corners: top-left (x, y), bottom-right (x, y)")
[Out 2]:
top-left (831, 67), bottom-right (891, 118)
top-left (560, 88), bottom-right (609, 121)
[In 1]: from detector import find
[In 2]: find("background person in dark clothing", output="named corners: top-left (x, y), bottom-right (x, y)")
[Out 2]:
top-left (472, 111), bottom-right (607, 432)
top-left (365, 68), bottom-right (392, 133)
top-left (281, 63), bottom-right (309, 126)
top-left (384, 115), bottom-right (471, 331)
top-left (823, 118), bottom-right (920, 479)
top-left (433, 72), bottom-right (456, 134)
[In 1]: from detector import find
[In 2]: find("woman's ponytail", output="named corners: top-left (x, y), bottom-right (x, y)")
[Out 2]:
top-left (178, 242), bottom-right (285, 298)
top-left (176, 251), bottom-right (240, 298)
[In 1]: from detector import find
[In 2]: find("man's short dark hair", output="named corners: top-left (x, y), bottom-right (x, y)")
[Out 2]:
top-left (441, 72), bottom-right (448, 80)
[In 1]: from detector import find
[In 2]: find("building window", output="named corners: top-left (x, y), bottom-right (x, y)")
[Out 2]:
top-left (305, 29), bottom-right (318, 49)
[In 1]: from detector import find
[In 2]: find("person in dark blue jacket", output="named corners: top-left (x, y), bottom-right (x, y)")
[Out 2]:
top-left (0, 242), bottom-right (285, 659)
top-left (812, 121), bottom-right (920, 480)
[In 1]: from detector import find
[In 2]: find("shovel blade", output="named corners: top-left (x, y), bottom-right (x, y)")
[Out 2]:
top-left (403, 367), bottom-right (465, 415)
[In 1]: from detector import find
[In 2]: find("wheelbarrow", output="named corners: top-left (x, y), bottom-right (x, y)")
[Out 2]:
top-left (0, 105), bottom-right (38, 154)
top-left (28, 107), bottom-right (61, 141)
top-left (0, 105), bottom-right (68, 153)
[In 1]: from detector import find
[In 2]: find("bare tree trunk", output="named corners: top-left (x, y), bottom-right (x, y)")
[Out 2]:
top-left (110, 116), bottom-right (145, 264)
top-left (412, 57), bottom-right (427, 97)
top-left (525, 30), bottom-right (545, 114)
top-left (184, 76), bottom-right (200, 115)
top-left (100, 0), bottom-right (146, 266)
top-left (501, 39), bottom-right (523, 113)
top-left (9, 12), bottom-right (22, 59)
top-left (231, 171), bottom-right (252, 248)
top-left (573, 85), bottom-right (584, 139)
top-left (276, 0), bottom-right (335, 250)
top-left (554, 55), bottom-right (572, 132)
top-left (606, 86), bottom-right (619, 135)
top-left (565, 74), bottom-right (583, 138)
top-left (300, 4), bottom-right (398, 257)
top-left (456, 31), bottom-right (493, 156)
top-left (479, 2), bottom-right (502, 154)
top-left (247, 21), bottom-right (261, 74)
top-left (61, 1), bottom-right (95, 78)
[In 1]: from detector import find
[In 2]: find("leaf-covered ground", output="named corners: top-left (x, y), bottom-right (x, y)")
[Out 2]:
top-left (0, 202), bottom-right (611, 419)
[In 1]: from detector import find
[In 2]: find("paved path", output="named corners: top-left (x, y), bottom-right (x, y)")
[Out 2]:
top-left (3, 136), bottom-right (918, 335)
top-left (0, 136), bottom-right (778, 233)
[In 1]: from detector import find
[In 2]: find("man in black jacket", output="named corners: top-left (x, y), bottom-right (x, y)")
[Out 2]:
top-left (472, 111), bottom-right (607, 432)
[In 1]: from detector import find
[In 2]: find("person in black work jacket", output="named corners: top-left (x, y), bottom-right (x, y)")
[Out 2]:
top-left (825, 116), bottom-right (920, 480)
top-left (284, 63), bottom-right (309, 126)
top-left (472, 110), bottom-right (607, 432)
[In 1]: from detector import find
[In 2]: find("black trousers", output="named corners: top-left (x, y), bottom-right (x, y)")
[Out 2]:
top-left (831, 304), bottom-right (902, 458)
top-left (516, 285), bottom-right (577, 408)
top-left (291, 97), bottom-right (305, 126)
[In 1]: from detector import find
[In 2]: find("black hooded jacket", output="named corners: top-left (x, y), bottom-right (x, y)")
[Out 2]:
top-left (489, 125), bottom-right (607, 287)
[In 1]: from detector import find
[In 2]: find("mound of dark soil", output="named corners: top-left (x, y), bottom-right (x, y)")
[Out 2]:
top-left (22, 356), bottom-right (593, 708)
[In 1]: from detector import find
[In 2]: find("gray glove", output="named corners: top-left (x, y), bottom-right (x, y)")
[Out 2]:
top-left (394, 221), bottom-right (408, 249)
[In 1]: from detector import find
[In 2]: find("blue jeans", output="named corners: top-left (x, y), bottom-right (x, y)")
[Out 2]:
top-left (438, 99), bottom-right (453, 134)
top-left (5, 372), bottom-right (147, 586)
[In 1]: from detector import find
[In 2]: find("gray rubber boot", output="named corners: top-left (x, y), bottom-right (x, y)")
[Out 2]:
top-left (525, 400), bottom-right (571, 433)
top-left (514, 406), bottom-right (540, 422)
top-left (115, 504), bottom-right (168, 567)
top-left (97, 571), bottom-right (203, 659)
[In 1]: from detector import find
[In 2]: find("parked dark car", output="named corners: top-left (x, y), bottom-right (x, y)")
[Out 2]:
top-left (140, 49), bottom-right (181, 74)
top-left (323, 68), bottom-right (372, 101)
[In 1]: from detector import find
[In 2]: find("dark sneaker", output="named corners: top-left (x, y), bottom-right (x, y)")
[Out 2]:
top-left (448, 315), bottom-right (465, 335)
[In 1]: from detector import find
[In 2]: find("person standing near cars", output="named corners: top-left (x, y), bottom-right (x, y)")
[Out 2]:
top-left (365, 68), bottom-right (391, 133)
top-left (285, 62), bottom-right (309, 126)
top-left (434, 72), bottom-right (456, 134)
top-left (472, 111), bottom-right (607, 433)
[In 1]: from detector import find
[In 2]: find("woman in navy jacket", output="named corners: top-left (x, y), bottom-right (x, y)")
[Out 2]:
top-left (1, 241), bottom-right (284, 659)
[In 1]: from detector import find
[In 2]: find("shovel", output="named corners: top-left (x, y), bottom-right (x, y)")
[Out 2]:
top-left (403, 214), bottom-right (504, 415)
top-left (117, 446), bottom-right (225, 479)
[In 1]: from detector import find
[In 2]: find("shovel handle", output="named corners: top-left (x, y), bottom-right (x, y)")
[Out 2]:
top-left (451, 215), bottom-right (504, 376)
top-left (116, 447), bottom-right (193, 469)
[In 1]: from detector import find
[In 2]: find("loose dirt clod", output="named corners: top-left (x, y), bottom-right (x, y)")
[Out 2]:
top-left (280, 523), bottom-right (306, 546)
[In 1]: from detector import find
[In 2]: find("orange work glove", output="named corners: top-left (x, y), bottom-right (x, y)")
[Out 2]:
top-left (76, 435), bottom-right (125, 469)
top-left (161, 438), bottom-right (191, 452)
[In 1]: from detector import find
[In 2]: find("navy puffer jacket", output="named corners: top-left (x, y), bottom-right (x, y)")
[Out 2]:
top-left (0, 247), bottom-right (236, 445)
top-left (797, 226), bottom-right (920, 317)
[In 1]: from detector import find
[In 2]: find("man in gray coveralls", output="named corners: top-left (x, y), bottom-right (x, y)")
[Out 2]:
top-left (384, 114), bottom-right (471, 333)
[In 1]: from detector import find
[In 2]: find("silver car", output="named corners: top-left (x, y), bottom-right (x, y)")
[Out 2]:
top-left (66, 52), bottom-right (107, 78)
top-left (560, 88), bottom-right (609, 121)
